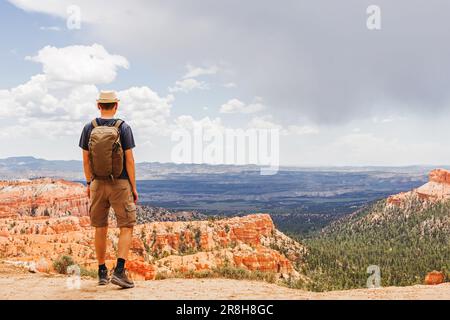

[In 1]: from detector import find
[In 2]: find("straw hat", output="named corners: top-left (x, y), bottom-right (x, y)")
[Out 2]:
top-left (97, 91), bottom-right (120, 103)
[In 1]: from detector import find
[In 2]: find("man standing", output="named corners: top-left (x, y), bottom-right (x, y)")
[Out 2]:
top-left (79, 91), bottom-right (138, 289)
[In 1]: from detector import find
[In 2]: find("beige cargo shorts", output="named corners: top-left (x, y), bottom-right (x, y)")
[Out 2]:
top-left (89, 179), bottom-right (136, 228)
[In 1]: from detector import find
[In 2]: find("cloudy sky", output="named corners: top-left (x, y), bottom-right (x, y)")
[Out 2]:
top-left (0, 0), bottom-right (449, 166)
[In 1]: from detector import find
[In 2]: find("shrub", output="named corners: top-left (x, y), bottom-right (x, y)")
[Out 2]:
top-left (80, 266), bottom-right (97, 278)
top-left (155, 271), bottom-right (171, 280)
top-left (193, 270), bottom-right (214, 278)
top-left (213, 266), bottom-right (277, 283)
top-left (53, 255), bottom-right (75, 274)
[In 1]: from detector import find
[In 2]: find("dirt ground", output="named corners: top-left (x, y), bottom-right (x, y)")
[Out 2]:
top-left (0, 263), bottom-right (449, 300)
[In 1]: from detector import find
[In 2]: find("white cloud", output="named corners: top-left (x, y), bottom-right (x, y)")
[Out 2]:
top-left (9, 0), bottom-right (450, 128)
top-left (169, 78), bottom-right (208, 93)
top-left (3, 1), bottom-right (450, 165)
top-left (169, 63), bottom-right (222, 94)
top-left (119, 86), bottom-right (173, 137)
top-left (220, 98), bottom-right (265, 114)
top-left (0, 44), bottom-right (170, 145)
top-left (0, 89), bottom-right (18, 118)
top-left (183, 64), bottom-right (220, 79)
top-left (60, 85), bottom-right (99, 121)
top-left (0, 83), bottom-right (172, 144)
top-left (25, 44), bottom-right (129, 85)
top-left (247, 115), bottom-right (282, 130)
top-left (8, 0), bottom-right (68, 16)
top-left (0, 74), bottom-right (60, 118)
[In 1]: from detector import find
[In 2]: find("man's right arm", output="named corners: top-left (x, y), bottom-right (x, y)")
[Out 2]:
top-left (125, 149), bottom-right (139, 204)
top-left (82, 150), bottom-right (92, 197)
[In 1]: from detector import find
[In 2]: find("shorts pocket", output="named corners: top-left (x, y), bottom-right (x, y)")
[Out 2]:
top-left (125, 203), bottom-right (137, 221)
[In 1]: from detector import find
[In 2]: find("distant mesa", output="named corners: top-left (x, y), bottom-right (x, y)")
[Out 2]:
top-left (387, 169), bottom-right (450, 206)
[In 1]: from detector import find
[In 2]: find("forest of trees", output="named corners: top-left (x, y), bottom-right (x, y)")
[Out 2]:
top-left (290, 199), bottom-right (450, 292)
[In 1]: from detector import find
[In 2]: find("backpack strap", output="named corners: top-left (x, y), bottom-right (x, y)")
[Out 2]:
top-left (114, 119), bottom-right (124, 129)
top-left (91, 119), bottom-right (99, 128)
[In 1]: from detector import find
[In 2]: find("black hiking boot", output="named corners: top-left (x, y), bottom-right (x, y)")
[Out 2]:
top-left (111, 268), bottom-right (135, 289)
top-left (98, 268), bottom-right (110, 286)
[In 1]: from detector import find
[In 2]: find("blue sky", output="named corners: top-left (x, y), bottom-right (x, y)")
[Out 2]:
top-left (1, 0), bottom-right (449, 166)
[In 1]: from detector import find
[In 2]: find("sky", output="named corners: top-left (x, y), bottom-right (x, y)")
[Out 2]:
top-left (0, 0), bottom-right (449, 166)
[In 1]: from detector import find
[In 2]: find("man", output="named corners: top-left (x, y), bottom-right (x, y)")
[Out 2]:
top-left (79, 91), bottom-right (138, 289)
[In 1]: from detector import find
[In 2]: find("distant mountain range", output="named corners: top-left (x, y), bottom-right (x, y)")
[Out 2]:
top-left (0, 156), bottom-right (260, 180)
top-left (1, 156), bottom-right (448, 180)
top-left (2, 157), bottom-right (449, 237)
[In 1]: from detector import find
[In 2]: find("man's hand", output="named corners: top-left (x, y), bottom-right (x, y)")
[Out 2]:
top-left (132, 188), bottom-right (139, 204)
top-left (82, 150), bottom-right (93, 197)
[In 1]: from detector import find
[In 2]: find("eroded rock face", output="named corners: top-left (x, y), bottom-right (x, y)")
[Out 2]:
top-left (0, 178), bottom-right (304, 281)
top-left (387, 169), bottom-right (450, 206)
top-left (429, 169), bottom-right (450, 184)
top-left (0, 179), bottom-right (89, 218)
top-left (0, 213), bottom-right (304, 281)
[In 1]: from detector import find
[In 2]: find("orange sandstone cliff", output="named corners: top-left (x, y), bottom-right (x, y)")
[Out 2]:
top-left (387, 169), bottom-right (450, 206)
top-left (0, 178), bottom-right (89, 218)
top-left (0, 179), bottom-right (304, 282)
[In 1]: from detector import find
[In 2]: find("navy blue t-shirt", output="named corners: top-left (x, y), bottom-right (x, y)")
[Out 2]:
top-left (79, 118), bottom-right (136, 180)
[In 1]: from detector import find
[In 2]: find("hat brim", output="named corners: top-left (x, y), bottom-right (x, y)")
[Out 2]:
top-left (97, 99), bottom-right (120, 103)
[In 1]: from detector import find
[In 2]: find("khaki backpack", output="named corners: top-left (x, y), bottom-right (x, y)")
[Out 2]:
top-left (88, 119), bottom-right (124, 180)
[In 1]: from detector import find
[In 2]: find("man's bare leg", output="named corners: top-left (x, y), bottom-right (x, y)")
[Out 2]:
top-left (95, 227), bottom-right (108, 265)
top-left (117, 227), bottom-right (133, 259)
top-left (111, 227), bottom-right (135, 288)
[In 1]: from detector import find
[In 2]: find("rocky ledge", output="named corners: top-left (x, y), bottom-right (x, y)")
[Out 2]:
top-left (0, 213), bottom-right (304, 281)
top-left (387, 169), bottom-right (450, 206)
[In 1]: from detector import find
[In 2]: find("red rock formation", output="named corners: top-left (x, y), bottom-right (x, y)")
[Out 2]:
top-left (0, 178), bottom-right (89, 218)
top-left (387, 169), bottom-right (450, 206)
top-left (0, 177), bottom-right (302, 281)
top-left (227, 214), bottom-right (273, 246)
top-left (233, 246), bottom-right (293, 274)
top-left (424, 271), bottom-right (445, 285)
top-left (429, 169), bottom-right (450, 184)
top-left (126, 260), bottom-right (157, 280)
top-left (0, 212), bottom-right (303, 281)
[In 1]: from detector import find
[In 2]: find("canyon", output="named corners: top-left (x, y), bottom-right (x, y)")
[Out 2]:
top-left (1, 174), bottom-right (448, 298)
top-left (0, 178), bottom-right (88, 218)
top-left (0, 178), bottom-right (304, 282)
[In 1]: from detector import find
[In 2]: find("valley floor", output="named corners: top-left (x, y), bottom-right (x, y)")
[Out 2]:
top-left (0, 263), bottom-right (448, 300)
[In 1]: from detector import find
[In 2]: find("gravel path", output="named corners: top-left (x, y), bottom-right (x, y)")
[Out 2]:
top-left (0, 264), bottom-right (448, 300)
